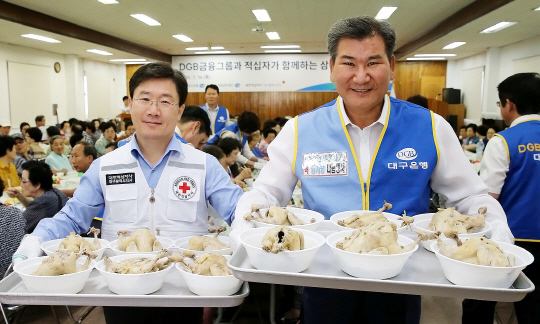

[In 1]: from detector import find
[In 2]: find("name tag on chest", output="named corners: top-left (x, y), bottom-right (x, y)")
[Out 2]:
top-left (106, 172), bottom-right (135, 185)
top-left (301, 152), bottom-right (348, 177)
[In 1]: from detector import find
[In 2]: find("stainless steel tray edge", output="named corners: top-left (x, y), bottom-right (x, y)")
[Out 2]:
top-left (228, 244), bottom-right (534, 302)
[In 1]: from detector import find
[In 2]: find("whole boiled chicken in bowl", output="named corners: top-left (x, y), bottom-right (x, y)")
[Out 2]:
top-left (243, 205), bottom-right (324, 231)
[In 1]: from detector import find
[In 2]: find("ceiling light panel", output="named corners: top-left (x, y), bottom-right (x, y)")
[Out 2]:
top-left (375, 7), bottom-right (397, 20)
top-left (480, 22), bottom-right (517, 33)
top-left (264, 50), bottom-right (302, 53)
top-left (211, 46), bottom-right (224, 50)
top-left (98, 0), bottom-right (118, 4)
top-left (109, 59), bottom-right (146, 62)
top-left (186, 47), bottom-right (208, 50)
top-left (266, 32), bottom-right (280, 40)
top-left (407, 57), bottom-right (445, 61)
top-left (443, 42), bottom-right (466, 49)
top-left (414, 54), bottom-right (456, 57)
top-left (195, 51), bottom-right (231, 54)
top-left (261, 45), bottom-right (300, 49)
top-left (87, 49), bottom-right (113, 55)
top-left (535, 6), bottom-right (540, 11)
top-left (130, 14), bottom-right (161, 26)
top-left (252, 9), bottom-right (271, 22)
top-left (173, 35), bottom-right (194, 42)
top-left (21, 34), bottom-right (61, 43)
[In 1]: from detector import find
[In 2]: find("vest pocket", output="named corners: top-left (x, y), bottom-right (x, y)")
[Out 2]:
top-left (166, 173), bottom-right (202, 222)
top-left (105, 184), bottom-right (138, 222)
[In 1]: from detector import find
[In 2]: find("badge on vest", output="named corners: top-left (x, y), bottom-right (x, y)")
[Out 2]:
top-left (173, 176), bottom-right (197, 200)
top-left (106, 172), bottom-right (135, 185)
top-left (301, 151), bottom-right (348, 177)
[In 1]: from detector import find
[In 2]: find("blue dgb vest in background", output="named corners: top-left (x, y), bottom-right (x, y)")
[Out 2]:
top-left (294, 96), bottom-right (439, 219)
top-left (200, 104), bottom-right (228, 134)
top-left (206, 123), bottom-right (247, 147)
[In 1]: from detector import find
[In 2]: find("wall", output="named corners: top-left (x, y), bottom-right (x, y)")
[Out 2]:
top-left (0, 42), bottom-right (127, 132)
top-left (393, 61), bottom-right (447, 100)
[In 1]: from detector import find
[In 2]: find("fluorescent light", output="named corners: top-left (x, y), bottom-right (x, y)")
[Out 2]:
top-left (21, 34), bottom-right (61, 43)
top-left (266, 32), bottom-right (280, 40)
top-left (407, 57), bottom-right (446, 61)
top-left (375, 7), bottom-right (397, 20)
top-left (130, 14), bottom-right (161, 26)
top-left (194, 51), bottom-right (231, 55)
top-left (109, 59), bottom-right (146, 62)
top-left (186, 47), bottom-right (208, 50)
top-left (173, 34), bottom-right (193, 42)
top-left (211, 46), bottom-right (224, 50)
top-left (87, 49), bottom-right (113, 55)
top-left (443, 42), bottom-right (466, 49)
top-left (534, 6), bottom-right (540, 11)
top-left (252, 9), bottom-right (271, 22)
top-left (98, 0), bottom-right (118, 4)
top-left (480, 21), bottom-right (517, 33)
top-left (124, 61), bottom-right (145, 65)
top-left (261, 45), bottom-right (300, 49)
top-left (414, 54), bottom-right (456, 57)
top-left (264, 50), bottom-right (302, 53)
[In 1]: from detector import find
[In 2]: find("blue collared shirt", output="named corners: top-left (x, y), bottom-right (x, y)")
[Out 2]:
top-left (33, 134), bottom-right (243, 241)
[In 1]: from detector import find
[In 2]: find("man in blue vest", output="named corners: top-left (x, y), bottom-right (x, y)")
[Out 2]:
top-left (462, 73), bottom-right (540, 324)
top-left (200, 84), bottom-right (230, 134)
top-left (231, 16), bottom-right (513, 324)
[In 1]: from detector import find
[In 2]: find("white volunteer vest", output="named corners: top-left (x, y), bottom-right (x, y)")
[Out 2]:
top-left (98, 140), bottom-right (209, 241)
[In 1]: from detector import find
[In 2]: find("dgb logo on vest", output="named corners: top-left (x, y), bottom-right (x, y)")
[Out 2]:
top-left (396, 148), bottom-right (418, 161)
top-left (173, 176), bottom-right (197, 200)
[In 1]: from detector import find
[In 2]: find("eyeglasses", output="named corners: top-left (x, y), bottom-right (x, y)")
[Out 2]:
top-left (496, 101), bottom-right (502, 107)
top-left (133, 98), bottom-right (178, 109)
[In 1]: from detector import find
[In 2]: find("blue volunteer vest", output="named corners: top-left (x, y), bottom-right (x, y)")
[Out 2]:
top-left (293, 96), bottom-right (439, 219)
top-left (118, 132), bottom-right (189, 148)
top-left (206, 123), bottom-right (247, 147)
top-left (495, 119), bottom-right (540, 241)
top-left (200, 104), bottom-right (228, 134)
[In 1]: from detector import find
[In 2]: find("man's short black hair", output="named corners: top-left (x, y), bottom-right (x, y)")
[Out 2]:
top-left (75, 141), bottom-right (97, 160)
top-left (180, 106), bottom-right (212, 136)
top-left (466, 123), bottom-right (478, 133)
top-left (205, 84), bottom-right (219, 94)
top-left (68, 118), bottom-right (79, 126)
top-left (477, 125), bottom-right (488, 137)
top-left (460, 125), bottom-right (467, 130)
top-left (105, 142), bottom-right (118, 150)
top-left (406, 95), bottom-right (429, 109)
top-left (237, 111), bottom-right (260, 134)
top-left (262, 119), bottom-right (278, 130)
top-left (35, 115), bottom-right (45, 123)
top-left (26, 127), bottom-right (42, 142)
top-left (0, 135), bottom-right (15, 158)
top-left (19, 122), bottom-right (30, 131)
top-left (85, 121), bottom-right (96, 133)
top-left (69, 134), bottom-right (84, 148)
top-left (203, 145), bottom-right (225, 161)
top-left (100, 121), bottom-right (115, 133)
top-left (125, 121), bottom-right (134, 129)
top-left (498, 73), bottom-right (540, 115)
top-left (129, 62), bottom-right (188, 107)
top-left (262, 128), bottom-right (277, 138)
top-left (123, 96), bottom-right (129, 101)
top-left (216, 137), bottom-right (242, 155)
top-left (46, 126), bottom-right (61, 138)
top-left (22, 160), bottom-right (53, 190)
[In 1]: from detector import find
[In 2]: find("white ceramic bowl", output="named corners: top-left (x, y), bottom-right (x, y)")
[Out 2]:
top-left (176, 255), bottom-right (243, 296)
top-left (249, 207), bottom-right (325, 232)
top-left (13, 256), bottom-right (96, 294)
top-left (95, 254), bottom-right (174, 295)
top-left (431, 238), bottom-right (534, 288)
top-left (326, 230), bottom-right (418, 279)
top-left (239, 227), bottom-right (325, 273)
top-left (174, 235), bottom-right (232, 256)
top-left (413, 219), bottom-right (491, 252)
top-left (41, 237), bottom-right (109, 261)
top-left (108, 236), bottom-right (174, 256)
top-left (329, 210), bottom-right (406, 233)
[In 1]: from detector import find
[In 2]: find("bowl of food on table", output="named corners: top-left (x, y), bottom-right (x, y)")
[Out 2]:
top-left (40, 227), bottom-right (109, 260)
top-left (243, 205), bottom-right (325, 231)
top-left (329, 201), bottom-right (409, 233)
top-left (108, 228), bottom-right (174, 256)
top-left (174, 227), bottom-right (232, 256)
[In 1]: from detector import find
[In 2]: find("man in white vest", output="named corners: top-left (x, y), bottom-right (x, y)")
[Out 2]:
top-left (231, 16), bottom-right (512, 324)
top-left (13, 62), bottom-right (243, 324)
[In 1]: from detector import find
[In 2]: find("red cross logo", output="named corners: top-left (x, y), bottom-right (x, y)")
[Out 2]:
top-left (178, 182), bottom-right (191, 193)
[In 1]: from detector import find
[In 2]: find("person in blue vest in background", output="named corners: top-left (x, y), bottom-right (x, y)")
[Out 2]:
top-left (230, 16), bottom-right (513, 324)
top-left (462, 72), bottom-right (540, 324)
top-left (207, 111), bottom-right (267, 169)
top-left (200, 84), bottom-right (230, 134)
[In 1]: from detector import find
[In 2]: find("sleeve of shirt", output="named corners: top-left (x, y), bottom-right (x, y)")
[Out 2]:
top-left (229, 120), bottom-right (298, 249)
top-left (32, 159), bottom-right (105, 241)
top-left (479, 137), bottom-right (508, 195)
top-left (44, 155), bottom-right (60, 171)
top-left (241, 142), bottom-right (256, 160)
top-left (204, 154), bottom-right (244, 226)
top-left (429, 115), bottom-right (513, 243)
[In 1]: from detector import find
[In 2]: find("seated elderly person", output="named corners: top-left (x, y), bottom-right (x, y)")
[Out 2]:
top-left (214, 137), bottom-right (252, 182)
top-left (12, 133), bottom-right (33, 178)
top-left (203, 145), bottom-right (249, 188)
top-left (94, 121), bottom-right (116, 157)
top-left (0, 135), bottom-right (21, 189)
top-left (61, 141), bottom-right (97, 198)
top-left (44, 135), bottom-right (73, 175)
top-left (26, 127), bottom-right (46, 160)
top-left (6, 161), bottom-right (68, 233)
top-left (0, 180), bottom-right (26, 276)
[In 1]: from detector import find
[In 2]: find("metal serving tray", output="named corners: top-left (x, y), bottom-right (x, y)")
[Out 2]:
top-left (0, 268), bottom-right (249, 307)
top-left (228, 241), bottom-right (533, 302)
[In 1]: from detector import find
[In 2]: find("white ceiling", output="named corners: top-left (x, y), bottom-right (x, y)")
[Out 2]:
top-left (1, 0), bottom-right (540, 64)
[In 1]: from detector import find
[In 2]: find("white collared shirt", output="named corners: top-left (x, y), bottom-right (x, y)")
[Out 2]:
top-left (231, 96), bottom-right (513, 244)
top-left (480, 114), bottom-right (540, 194)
